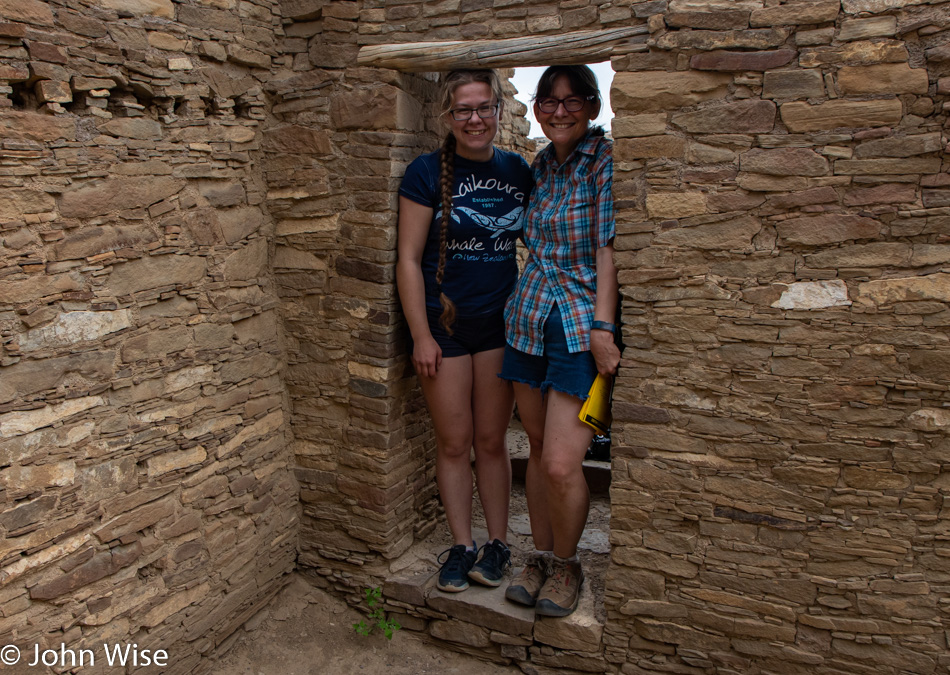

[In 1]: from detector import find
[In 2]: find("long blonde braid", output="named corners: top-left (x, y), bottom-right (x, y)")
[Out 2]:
top-left (436, 133), bottom-right (457, 334)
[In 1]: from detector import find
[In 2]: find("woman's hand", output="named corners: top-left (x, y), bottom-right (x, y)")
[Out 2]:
top-left (590, 329), bottom-right (620, 375)
top-left (412, 334), bottom-right (443, 379)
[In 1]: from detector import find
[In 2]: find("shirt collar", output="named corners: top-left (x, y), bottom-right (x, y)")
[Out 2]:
top-left (536, 128), bottom-right (604, 170)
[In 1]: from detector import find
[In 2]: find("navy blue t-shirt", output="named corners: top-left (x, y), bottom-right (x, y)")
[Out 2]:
top-left (399, 148), bottom-right (532, 317)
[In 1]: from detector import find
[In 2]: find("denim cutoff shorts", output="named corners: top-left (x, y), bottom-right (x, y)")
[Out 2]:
top-left (500, 304), bottom-right (598, 400)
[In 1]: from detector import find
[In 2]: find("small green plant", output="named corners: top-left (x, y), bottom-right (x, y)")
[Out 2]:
top-left (353, 586), bottom-right (401, 640)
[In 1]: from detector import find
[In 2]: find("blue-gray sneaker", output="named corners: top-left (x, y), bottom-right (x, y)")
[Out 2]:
top-left (468, 539), bottom-right (511, 587)
top-left (437, 543), bottom-right (477, 592)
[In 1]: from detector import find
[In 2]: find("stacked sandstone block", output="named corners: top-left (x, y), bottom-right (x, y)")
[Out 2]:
top-left (0, 0), bottom-right (297, 671)
top-left (305, 0), bottom-right (948, 668)
top-left (281, 2), bottom-right (533, 603)
top-left (383, 570), bottom-right (609, 672)
top-left (605, 1), bottom-right (950, 673)
top-left (274, 4), bottom-right (438, 605)
top-left (0, 0), bottom-right (948, 672)
top-left (301, 0), bottom-right (950, 671)
top-left (275, 61), bottom-right (446, 603)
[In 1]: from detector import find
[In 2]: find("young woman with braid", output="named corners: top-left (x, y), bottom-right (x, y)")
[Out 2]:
top-left (396, 70), bottom-right (532, 592)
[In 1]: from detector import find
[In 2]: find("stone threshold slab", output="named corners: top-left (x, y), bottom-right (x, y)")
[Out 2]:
top-left (385, 558), bottom-right (606, 669)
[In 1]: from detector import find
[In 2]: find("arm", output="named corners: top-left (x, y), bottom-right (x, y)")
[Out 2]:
top-left (590, 242), bottom-right (620, 375)
top-left (396, 195), bottom-right (442, 378)
top-left (589, 140), bottom-right (620, 375)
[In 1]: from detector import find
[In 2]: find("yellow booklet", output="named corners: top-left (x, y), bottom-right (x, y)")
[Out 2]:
top-left (579, 373), bottom-right (613, 433)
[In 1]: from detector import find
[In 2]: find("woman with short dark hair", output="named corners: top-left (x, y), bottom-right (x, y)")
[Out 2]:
top-left (502, 65), bottom-right (620, 617)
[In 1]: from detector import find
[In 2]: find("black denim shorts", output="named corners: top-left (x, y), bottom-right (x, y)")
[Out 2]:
top-left (410, 305), bottom-right (507, 358)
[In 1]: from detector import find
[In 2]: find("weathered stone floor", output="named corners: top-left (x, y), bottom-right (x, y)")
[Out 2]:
top-left (214, 425), bottom-right (614, 673)
top-left (384, 547), bottom-right (607, 673)
top-left (380, 423), bottom-right (614, 674)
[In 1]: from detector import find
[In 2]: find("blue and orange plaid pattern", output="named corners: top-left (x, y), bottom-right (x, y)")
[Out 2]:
top-left (505, 131), bottom-right (615, 356)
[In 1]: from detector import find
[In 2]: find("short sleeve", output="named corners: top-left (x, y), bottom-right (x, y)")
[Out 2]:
top-left (595, 141), bottom-right (615, 248)
top-left (518, 155), bottom-right (533, 205)
top-left (398, 154), bottom-right (437, 208)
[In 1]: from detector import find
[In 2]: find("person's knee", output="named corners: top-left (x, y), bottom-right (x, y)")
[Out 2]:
top-left (473, 432), bottom-right (507, 458)
top-left (519, 421), bottom-right (543, 456)
top-left (438, 435), bottom-right (473, 460)
top-left (517, 410), bottom-right (545, 452)
top-left (542, 456), bottom-right (581, 489)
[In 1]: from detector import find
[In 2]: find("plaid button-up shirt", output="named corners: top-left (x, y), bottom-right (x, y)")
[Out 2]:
top-left (505, 130), bottom-right (615, 356)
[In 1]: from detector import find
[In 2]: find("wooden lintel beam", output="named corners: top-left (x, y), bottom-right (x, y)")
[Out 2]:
top-left (355, 26), bottom-right (649, 72)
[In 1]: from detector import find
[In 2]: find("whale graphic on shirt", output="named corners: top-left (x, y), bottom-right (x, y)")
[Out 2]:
top-left (435, 206), bottom-right (524, 238)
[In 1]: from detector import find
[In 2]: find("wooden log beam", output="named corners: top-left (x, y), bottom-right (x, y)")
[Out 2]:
top-left (356, 26), bottom-right (649, 72)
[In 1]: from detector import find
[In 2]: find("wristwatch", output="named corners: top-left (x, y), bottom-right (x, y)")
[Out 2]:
top-left (591, 320), bottom-right (618, 336)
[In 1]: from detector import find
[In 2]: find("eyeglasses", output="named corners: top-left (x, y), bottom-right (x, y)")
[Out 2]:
top-left (447, 104), bottom-right (499, 121)
top-left (536, 96), bottom-right (595, 113)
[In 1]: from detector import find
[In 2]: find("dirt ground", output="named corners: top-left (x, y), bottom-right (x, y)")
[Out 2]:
top-left (211, 494), bottom-right (611, 675)
top-left (211, 424), bottom-right (611, 674)
top-left (208, 575), bottom-right (519, 675)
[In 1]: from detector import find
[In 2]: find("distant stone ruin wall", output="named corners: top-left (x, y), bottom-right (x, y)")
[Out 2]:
top-left (0, 1), bottom-right (297, 672)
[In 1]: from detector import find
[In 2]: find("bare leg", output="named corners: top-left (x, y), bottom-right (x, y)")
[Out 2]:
top-left (471, 348), bottom-right (514, 544)
top-left (539, 390), bottom-right (595, 559)
top-left (512, 382), bottom-right (552, 552)
top-left (419, 355), bottom-right (475, 547)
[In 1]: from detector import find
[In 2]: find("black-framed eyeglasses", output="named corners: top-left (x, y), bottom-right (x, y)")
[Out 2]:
top-left (447, 103), bottom-right (499, 121)
top-left (536, 96), bottom-right (595, 113)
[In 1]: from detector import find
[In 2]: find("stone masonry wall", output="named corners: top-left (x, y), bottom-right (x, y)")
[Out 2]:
top-left (607, 1), bottom-right (950, 674)
top-left (278, 1), bottom-right (534, 601)
top-left (308, 0), bottom-right (950, 672)
top-left (0, 1), bottom-right (297, 672)
top-left (1, 0), bottom-right (949, 673)
top-left (278, 59), bottom-right (445, 587)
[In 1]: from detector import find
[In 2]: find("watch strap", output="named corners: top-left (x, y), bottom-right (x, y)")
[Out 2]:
top-left (591, 320), bottom-right (618, 335)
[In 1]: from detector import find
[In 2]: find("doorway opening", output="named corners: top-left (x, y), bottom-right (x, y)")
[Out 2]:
top-left (385, 52), bottom-right (622, 650)
top-left (305, 26), bottom-right (649, 670)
